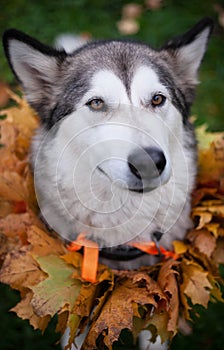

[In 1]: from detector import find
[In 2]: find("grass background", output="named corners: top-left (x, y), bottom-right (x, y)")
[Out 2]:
top-left (0, 0), bottom-right (224, 349)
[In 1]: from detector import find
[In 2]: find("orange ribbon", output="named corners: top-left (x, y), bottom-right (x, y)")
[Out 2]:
top-left (67, 233), bottom-right (99, 283)
top-left (67, 233), bottom-right (179, 283)
top-left (128, 241), bottom-right (179, 260)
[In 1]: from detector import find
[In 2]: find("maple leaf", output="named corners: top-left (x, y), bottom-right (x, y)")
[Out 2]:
top-left (0, 212), bottom-right (42, 238)
top-left (11, 291), bottom-right (51, 332)
top-left (27, 225), bottom-right (66, 257)
top-left (180, 260), bottom-right (212, 318)
top-left (157, 259), bottom-right (179, 334)
top-left (187, 229), bottom-right (216, 258)
top-left (0, 90), bottom-right (39, 157)
top-left (0, 246), bottom-right (46, 293)
top-left (196, 125), bottom-right (224, 189)
top-left (31, 255), bottom-right (82, 317)
top-left (85, 272), bottom-right (167, 349)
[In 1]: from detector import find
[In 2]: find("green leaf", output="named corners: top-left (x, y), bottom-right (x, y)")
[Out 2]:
top-left (31, 255), bottom-right (82, 317)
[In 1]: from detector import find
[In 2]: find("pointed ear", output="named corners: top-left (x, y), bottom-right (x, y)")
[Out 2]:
top-left (3, 29), bottom-right (66, 116)
top-left (162, 17), bottom-right (214, 85)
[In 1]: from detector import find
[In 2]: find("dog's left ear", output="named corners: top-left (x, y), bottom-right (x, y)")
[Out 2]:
top-left (162, 17), bottom-right (214, 85)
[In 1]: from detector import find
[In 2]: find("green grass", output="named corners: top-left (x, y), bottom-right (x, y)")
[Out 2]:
top-left (0, 1), bottom-right (224, 349)
top-left (0, 283), bottom-right (61, 350)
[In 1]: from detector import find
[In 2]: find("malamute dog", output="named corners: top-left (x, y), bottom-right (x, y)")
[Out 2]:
top-left (3, 18), bottom-right (213, 269)
top-left (3, 16), bottom-right (214, 350)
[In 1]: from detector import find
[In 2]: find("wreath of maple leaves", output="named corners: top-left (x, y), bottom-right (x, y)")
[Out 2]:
top-left (0, 92), bottom-right (224, 349)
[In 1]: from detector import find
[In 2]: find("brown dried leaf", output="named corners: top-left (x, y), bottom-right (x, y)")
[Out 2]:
top-left (0, 171), bottom-right (26, 201)
top-left (147, 310), bottom-right (170, 343)
top-left (0, 91), bottom-right (39, 158)
top-left (197, 129), bottom-right (224, 188)
top-left (0, 82), bottom-right (9, 107)
top-left (0, 211), bottom-right (42, 238)
top-left (11, 291), bottom-right (51, 331)
top-left (117, 18), bottom-right (139, 35)
top-left (212, 238), bottom-right (224, 266)
top-left (192, 208), bottom-right (212, 229)
top-left (0, 246), bottom-right (46, 293)
top-left (85, 273), bottom-right (167, 349)
top-left (187, 229), bottom-right (217, 258)
top-left (27, 225), bottom-right (66, 257)
top-left (146, 0), bottom-right (163, 10)
top-left (157, 260), bottom-right (179, 333)
top-left (122, 3), bottom-right (143, 18)
top-left (180, 260), bottom-right (212, 318)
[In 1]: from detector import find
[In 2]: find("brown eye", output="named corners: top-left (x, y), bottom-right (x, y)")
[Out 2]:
top-left (87, 98), bottom-right (104, 110)
top-left (151, 94), bottom-right (166, 107)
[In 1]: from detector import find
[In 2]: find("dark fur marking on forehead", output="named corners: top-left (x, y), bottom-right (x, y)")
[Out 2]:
top-left (150, 61), bottom-right (192, 121)
top-left (69, 41), bottom-right (195, 121)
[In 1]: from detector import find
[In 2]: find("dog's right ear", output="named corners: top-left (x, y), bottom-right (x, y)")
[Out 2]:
top-left (3, 29), bottom-right (66, 116)
top-left (162, 17), bottom-right (214, 86)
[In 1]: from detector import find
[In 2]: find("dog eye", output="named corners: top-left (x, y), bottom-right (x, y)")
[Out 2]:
top-left (151, 94), bottom-right (166, 107)
top-left (86, 98), bottom-right (104, 110)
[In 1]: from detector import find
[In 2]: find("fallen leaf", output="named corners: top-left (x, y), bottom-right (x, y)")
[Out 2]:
top-left (27, 225), bottom-right (66, 257)
top-left (212, 238), bottom-right (224, 266)
top-left (85, 272), bottom-right (167, 348)
top-left (0, 246), bottom-right (46, 293)
top-left (187, 229), bottom-right (217, 258)
top-left (196, 127), bottom-right (224, 188)
top-left (117, 18), bottom-right (139, 35)
top-left (31, 255), bottom-right (82, 317)
top-left (122, 3), bottom-right (143, 18)
top-left (173, 241), bottom-right (188, 255)
top-left (0, 82), bottom-right (9, 107)
top-left (0, 211), bottom-right (42, 238)
top-left (11, 291), bottom-right (51, 331)
top-left (146, 310), bottom-right (170, 344)
top-left (157, 260), bottom-right (179, 333)
top-left (180, 260), bottom-right (212, 318)
top-left (192, 209), bottom-right (212, 229)
top-left (0, 171), bottom-right (26, 201)
top-left (145, 0), bottom-right (163, 10)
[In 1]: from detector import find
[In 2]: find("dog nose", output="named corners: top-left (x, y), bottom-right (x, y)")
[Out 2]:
top-left (128, 147), bottom-right (166, 180)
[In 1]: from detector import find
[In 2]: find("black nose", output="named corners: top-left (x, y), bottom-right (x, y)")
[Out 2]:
top-left (146, 148), bottom-right (166, 175)
top-left (128, 147), bottom-right (166, 180)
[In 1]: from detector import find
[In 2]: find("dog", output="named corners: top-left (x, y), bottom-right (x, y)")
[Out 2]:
top-left (3, 17), bottom-right (213, 349)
